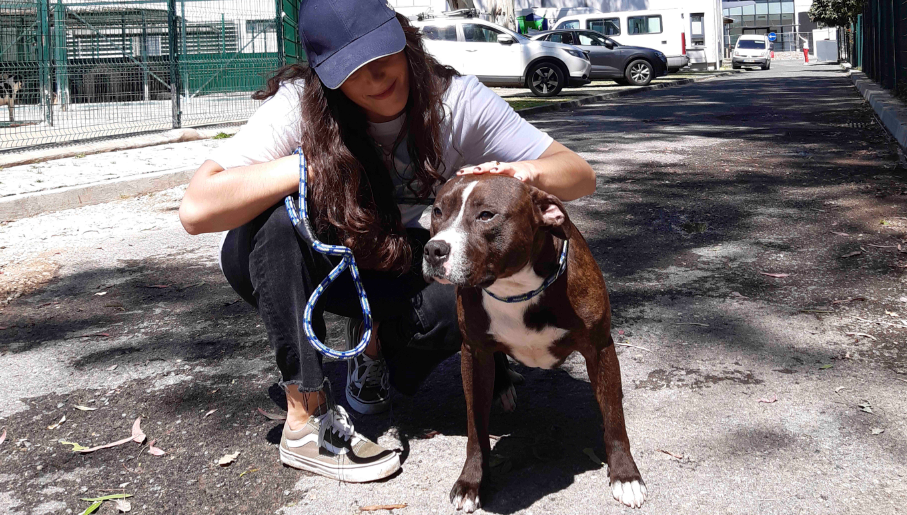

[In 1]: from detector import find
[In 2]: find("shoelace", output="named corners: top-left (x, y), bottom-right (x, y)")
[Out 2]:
top-left (354, 355), bottom-right (388, 391)
top-left (317, 405), bottom-right (358, 448)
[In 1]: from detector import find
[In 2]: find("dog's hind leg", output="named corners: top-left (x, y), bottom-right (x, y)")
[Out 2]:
top-left (450, 342), bottom-right (494, 513)
top-left (584, 338), bottom-right (647, 508)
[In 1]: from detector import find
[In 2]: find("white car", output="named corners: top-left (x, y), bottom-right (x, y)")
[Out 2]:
top-left (412, 15), bottom-right (591, 97)
top-left (732, 35), bottom-right (771, 70)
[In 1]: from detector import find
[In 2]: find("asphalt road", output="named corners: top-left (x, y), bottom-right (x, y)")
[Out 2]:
top-left (1, 60), bottom-right (906, 515)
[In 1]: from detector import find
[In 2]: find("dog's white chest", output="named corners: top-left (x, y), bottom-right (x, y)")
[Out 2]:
top-left (482, 268), bottom-right (568, 369)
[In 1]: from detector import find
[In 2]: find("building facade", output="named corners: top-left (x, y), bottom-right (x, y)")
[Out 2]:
top-left (722, 0), bottom-right (818, 52)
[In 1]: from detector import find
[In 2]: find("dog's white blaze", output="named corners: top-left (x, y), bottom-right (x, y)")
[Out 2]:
top-left (430, 181), bottom-right (478, 283)
top-left (483, 265), bottom-right (568, 369)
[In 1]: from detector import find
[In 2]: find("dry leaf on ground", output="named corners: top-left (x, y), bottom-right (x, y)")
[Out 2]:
top-left (360, 505), bottom-right (407, 512)
top-left (218, 451), bottom-right (240, 466)
top-left (131, 418), bottom-right (146, 443)
top-left (114, 499), bottom-right (131, 512)
top-left (256, 408), bottom-right (286, 421)
top-left (0, 428), bottom-right (6, 446)
top-left (657, 449), bottom-right (684, 460)
top-left (74, 405), bottom-right (97, 411)
top-left (148, 439), bottom-right (166, 456)
top-left (871, 428), bottom-right (884, 435)
top-left (846, 332), bottom-right (877, 341)
top-left (759, 272), bottom-right (790, 278)
top-left (47, 415), bottom-right (66, 430)
top-left (583, 447), bottom-right (604, 466)
top-left (204, 409), bottom-right (217, 418)
top-left (758, 396), bottom-right (778, 403)
top-left (841, 251), bottom-right (862, 258)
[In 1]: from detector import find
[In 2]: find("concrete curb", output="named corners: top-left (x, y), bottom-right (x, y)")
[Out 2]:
top-left (0, 167), bottom-right (195, 221)
top-left (515, 71), bottom-right (742, 117)
top-left (0, 71), bottom-right (739, 222)
top-left (845, 68), bottom-right (907, 150)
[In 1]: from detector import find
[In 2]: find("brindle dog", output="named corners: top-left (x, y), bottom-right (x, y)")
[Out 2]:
top-left (422, 174), bottom-right (647, 512)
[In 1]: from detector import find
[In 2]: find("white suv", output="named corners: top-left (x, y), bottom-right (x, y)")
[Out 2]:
top-left (412, 15), bottom-right (591, 97)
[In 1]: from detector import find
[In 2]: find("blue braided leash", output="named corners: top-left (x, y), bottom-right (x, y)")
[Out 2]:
top-left (482, 239), bottom-right (570, 303)
top-left (283, 148), bottom-right (372, 359)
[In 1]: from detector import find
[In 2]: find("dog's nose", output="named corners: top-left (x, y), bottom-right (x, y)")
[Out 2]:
top-left (424, 240), bottom-right (450, 267)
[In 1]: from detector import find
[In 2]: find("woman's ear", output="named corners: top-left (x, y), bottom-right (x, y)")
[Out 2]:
top-left (530, 187), bottom-right (571, 240)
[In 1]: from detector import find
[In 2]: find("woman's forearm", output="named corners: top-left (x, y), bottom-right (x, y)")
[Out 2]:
top-left (521, 142), bottom-right (596, 201)
top-left (457, 141), bottom-right (596, 201)
top-left (179, 155), bottom-right (301, 235)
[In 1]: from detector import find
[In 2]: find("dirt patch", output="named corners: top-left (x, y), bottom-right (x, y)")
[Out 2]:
top-left (0, 252), bottom-right (60, 305)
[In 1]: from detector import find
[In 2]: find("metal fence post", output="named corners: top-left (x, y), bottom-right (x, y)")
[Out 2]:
top-left (275, 0), bottom-right (285, 68)
top-left (53, 0), bottom-right (69, 109)
top-left (37, 0), bottom-right (53, 125)
top-left (168, 0), bottom-right (181, 128)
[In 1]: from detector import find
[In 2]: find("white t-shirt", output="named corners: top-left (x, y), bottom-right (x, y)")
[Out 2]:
top-left (207, 74), bottom-right (553, 234)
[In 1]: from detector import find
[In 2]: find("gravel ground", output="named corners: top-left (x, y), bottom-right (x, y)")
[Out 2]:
top-left (1, 61), bottom-right (906, 515)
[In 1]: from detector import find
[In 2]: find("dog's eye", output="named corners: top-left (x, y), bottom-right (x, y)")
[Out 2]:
top-left (477, 211), bottom-right (495, 221)
top-left (432, 207), bottom-right (442, 217)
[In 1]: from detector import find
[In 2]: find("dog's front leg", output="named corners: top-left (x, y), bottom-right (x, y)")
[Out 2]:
top-left (450, 341), bottom-right (494, 513)
top-left (584, 339), bottom-right (647, 508)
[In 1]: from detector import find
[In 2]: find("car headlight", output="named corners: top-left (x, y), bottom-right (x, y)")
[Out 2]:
top-left (563, 48), bottom-right (587, 60)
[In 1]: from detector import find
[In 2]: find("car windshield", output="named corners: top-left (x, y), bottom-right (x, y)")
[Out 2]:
top-left (737, 39), bottom-right (767, 49)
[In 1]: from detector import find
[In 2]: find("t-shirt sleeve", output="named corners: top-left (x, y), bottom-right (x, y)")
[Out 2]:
top-left (205, 82), bottom-right (303, 170)
top-left (459, 76), bottom-right (553, 166)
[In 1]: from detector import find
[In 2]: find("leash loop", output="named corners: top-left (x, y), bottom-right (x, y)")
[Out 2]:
top-left (284, 148), bottom-right (372, 359)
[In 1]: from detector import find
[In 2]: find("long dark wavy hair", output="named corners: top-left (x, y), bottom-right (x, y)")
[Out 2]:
top-left (253, 13), bottom-right (459, 274)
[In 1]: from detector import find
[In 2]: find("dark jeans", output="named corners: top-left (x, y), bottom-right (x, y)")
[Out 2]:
top-left (220, 200), bottom-right (462, 394)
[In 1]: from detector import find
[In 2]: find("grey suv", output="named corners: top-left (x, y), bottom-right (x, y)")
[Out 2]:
top-left (531, 29), bottom-right (668, 86)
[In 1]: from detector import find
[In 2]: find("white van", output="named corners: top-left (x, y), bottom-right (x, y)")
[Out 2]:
top-left (553, 10), bottom-right (690, 71)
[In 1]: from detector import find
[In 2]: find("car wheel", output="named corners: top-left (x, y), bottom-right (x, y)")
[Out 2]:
top-left (625, 59), bottom-right (654, 86)
top-left (527, 62), bottom-right (565, 97)
top-left (762, 61), bottom-right (771, 70)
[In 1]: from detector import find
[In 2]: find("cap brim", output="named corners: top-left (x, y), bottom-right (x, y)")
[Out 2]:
top-left (314, 17), bottom-right (406, 90)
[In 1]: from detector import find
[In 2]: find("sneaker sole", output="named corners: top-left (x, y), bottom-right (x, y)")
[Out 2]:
top-left (279, 446), bottom-right (400, 483)
top-left (346, 387), bottom-right (391, 415)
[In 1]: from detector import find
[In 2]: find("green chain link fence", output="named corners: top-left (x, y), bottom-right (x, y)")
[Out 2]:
top-left (1, 0), bottom-right (304, 151)
top-left (858, 0), bottom-right (907, 99)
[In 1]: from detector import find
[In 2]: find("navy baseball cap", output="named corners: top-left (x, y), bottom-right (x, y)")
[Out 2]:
top-left (299, 0), bottom-right (406, 90)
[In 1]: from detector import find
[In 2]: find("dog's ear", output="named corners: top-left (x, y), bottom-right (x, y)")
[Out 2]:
top-left (530, 187), bottom-right (571, 240)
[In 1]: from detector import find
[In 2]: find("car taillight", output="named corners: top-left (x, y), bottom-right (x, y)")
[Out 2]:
top-left (681, 33), bottom-right (686, 55)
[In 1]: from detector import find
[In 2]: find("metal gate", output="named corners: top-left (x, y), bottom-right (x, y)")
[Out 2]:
top-left (1, 0), bottom-right (286, 151)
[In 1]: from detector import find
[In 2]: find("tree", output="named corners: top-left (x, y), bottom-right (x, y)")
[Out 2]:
top-left (808, 0), bottom-right (862, 27)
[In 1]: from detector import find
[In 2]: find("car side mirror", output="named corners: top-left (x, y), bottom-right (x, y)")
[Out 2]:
top-left (497, 34), bottom-right (514, 45)
top-left (604, 41), bottom-right (614, 49)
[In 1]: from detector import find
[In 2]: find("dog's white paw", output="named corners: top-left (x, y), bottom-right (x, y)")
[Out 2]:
top-left (611, 479), bottom-right (647, 508)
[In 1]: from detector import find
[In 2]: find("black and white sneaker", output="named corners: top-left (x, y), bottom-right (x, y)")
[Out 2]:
top-left (345, 318), bottom-right (391, 414)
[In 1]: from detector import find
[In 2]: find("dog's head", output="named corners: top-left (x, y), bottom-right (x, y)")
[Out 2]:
top-left (1, 74), bottom-right (21, 95)
top-left (422, 174), bottom-right (570, 287)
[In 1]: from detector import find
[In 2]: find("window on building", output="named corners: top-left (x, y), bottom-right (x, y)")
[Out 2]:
top-left (627, 15), bottom-right (662, 35)
top-left (421, 25), bottom-right (457, 41)
top-left (691, 13), bottom-right (704, 45)
top-left (587, 18), bottom-right (620, 36)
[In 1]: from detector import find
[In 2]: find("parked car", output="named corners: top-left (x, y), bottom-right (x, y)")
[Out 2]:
top-left (553, 10), bottom-right (690, 72)
top-left (412, 15), bottom-right (591, 97)
top-left (530, 29), bottom-right (667, 86)
top-left (732, 35), bottom-right (772, 70)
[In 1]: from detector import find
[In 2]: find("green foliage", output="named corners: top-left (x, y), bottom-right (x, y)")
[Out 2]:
top-left (808, 0), bottom-right (862, 27)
